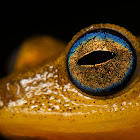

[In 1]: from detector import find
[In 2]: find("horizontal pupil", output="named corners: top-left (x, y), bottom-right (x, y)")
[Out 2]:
top-left (77, 51), bottom-right (116, 65)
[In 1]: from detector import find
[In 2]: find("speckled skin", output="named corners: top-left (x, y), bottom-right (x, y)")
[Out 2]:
top-left (0, 24), bottom-right (140, 140)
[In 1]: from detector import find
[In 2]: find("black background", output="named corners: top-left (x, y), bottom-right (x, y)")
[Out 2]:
top-left (0, 5), bottom-right (140, 79)
top-left (0, 3), bottom-right (140, 140)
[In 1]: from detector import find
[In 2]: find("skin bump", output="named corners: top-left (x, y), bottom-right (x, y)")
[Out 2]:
top-left (0, 24), bottom-right (140, 140)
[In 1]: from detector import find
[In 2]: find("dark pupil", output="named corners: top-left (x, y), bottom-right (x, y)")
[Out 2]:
top-left (78, 51), bottom-right (116, 65)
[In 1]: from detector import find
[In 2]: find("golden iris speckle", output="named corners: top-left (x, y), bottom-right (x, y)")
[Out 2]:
top-left (67, 26), bottom-right (137, 97)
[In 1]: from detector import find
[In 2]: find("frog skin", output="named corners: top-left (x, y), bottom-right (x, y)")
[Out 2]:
top-left (0, 24), bottom-right (140, 140)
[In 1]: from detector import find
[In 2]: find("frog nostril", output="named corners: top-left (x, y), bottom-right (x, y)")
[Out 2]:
top-left (77, 51), bottom-right (116, 66)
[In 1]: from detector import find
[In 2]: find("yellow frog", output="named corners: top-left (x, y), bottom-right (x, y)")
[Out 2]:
top-left (0, 23), bottom-right (140, 140)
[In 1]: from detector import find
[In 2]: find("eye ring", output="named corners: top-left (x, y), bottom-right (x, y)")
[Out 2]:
top-left (67, 24), bottom-right (138, 98)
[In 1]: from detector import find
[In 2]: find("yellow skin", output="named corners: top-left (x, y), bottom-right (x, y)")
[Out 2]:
top-left (0, 24), bottom-right (140, 140)
top-left (14, 36), bottom-right (66, 72)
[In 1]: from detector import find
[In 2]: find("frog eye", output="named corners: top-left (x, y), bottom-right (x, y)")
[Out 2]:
top-left (67, 24), bottom-right (137, 97)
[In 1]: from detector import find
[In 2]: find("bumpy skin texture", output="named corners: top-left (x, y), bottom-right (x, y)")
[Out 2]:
top-left (0, 24), bottom-right (140, 140)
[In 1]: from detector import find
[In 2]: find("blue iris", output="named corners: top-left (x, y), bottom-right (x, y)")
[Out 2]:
top-left (67, 29), bottom-right (136, 95)
top-left (68, 30), bottom-right (132, 56)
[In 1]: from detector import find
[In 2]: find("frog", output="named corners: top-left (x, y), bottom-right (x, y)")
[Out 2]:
top-left (0, 23), bottom-right (140, 140)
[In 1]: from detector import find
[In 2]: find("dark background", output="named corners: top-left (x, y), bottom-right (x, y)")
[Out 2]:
top-left (0, 6), bottom-right (140, 79)
top-left (0, 4), bottom-right (140, 140)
